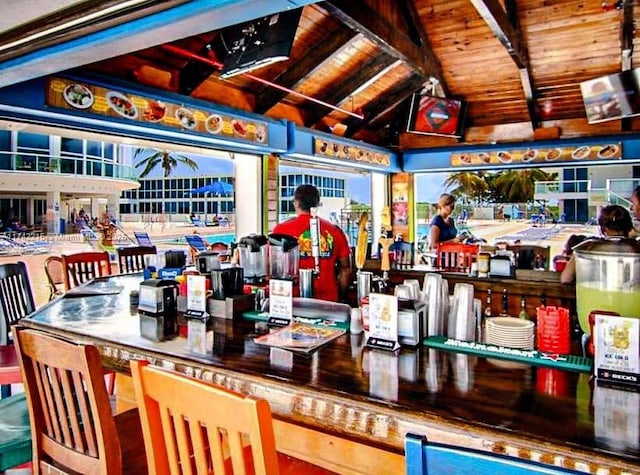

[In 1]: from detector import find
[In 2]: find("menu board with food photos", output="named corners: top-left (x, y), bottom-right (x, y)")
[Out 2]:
top-left (313, 137), bottom-right (390, 167)
top-left (451, 143), bottom-right (622, 168)
top-left (47, 77), bottom-right (268, 145)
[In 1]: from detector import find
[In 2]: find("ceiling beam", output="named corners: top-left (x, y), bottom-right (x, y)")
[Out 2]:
top-left (322, 0), bottom-right (446, 91)
top-left (621, 0), bottom-right (634, 132)
top-left (397, 0), bottom-right (429, 48)
top-left (254, 26), bottom-right (358, 114)
top-left (343, 73), bottom-right (425, 137)
top-left (469, 0), bottom-right (539, 129)
top-left (304, 53), bottom-right (397, 126)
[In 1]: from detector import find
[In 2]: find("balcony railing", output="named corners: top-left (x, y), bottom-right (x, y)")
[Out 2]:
top-left (0, 151), bottom-right (137, 181)
top-left (534, 180), bottom-right (590, 195)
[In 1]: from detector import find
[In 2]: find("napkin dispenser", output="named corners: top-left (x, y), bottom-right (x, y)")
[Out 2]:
top-left (489, 255), bottom-right (513, 278)
top-left (138, 278), bottom-right (179, 341)
top-left (397, 300), bottom-right (427, 347)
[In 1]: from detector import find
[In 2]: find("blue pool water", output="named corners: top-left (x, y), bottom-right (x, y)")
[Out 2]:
top-left (163, 233), bottom-right (236, 245)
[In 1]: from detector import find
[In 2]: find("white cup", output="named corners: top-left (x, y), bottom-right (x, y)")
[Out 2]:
top-left (350, 307), bottom-right (363, 334)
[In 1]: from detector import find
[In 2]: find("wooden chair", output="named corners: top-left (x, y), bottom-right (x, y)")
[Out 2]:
top-left (390, 240), bottom-right (414, 269)
top-left (0, 262), bottom-right (35, 398)
top-left (117, 245), bottom-right (157, 273)
top-left (62, 251), bottom-right (112, 290)
top-left (13, 326), bottom-right (147, 475)
top-left (405, 433), bottom-right (581, 475)
top-left (130, 359), bottom-right (335, 475)
top-left (44, 255), bottom-right (65, 300)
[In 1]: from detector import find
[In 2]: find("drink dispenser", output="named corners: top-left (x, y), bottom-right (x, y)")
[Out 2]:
top-left (237, 234), bottom-right (268, 283)
top-left (574, 237), bottom-right (640, 334)
top-left (268, 233), bottom-right (299, 280)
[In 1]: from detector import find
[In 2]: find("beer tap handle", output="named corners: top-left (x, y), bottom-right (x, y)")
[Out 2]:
top-left (310, 207), bottom-right (321, 275)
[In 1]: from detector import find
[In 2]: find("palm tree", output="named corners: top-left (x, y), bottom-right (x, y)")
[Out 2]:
top-left (133, 148), bottom-right (199, 214)
top-left (492, 168), bottom-right (557, 203)
top-left (444, 171), bottom-right (489, 203)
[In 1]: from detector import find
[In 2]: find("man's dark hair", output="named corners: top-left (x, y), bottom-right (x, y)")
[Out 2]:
top-left (294, 184), bottom-right (320, 211)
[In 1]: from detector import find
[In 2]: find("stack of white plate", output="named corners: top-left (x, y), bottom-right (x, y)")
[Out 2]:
top-left (485, 317), bottom-right (535, 350)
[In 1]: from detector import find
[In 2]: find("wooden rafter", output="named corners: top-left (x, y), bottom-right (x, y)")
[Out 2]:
top-left (304, 53), bottom-right (397, 126)
top-left (322, 0), bottom-right (446, 90)
top-left (469, 0), bottom-right (539, 129)
top-left (397, 0), bottom-right (429, 48)
top-left (343, 73), bottom-right (425, 137)
top-left (621, 0), bottom-right (634, 131)
top-left (254, 27), bottom-right (358, 114)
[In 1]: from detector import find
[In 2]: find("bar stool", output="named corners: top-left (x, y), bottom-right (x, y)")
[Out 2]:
top-left (0, 262), bottom-right (36, 398)
top-left (61, 250), bottom-right (112, 290)
top-left (14, 326), bottom-right (147, 475)
top-left (130, 359), bottom-right (337, 475)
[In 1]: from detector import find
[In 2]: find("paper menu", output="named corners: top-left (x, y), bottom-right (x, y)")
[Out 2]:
top-left (594, 314), bottom-right (639, 386)
top-left (186, 274), bottom-right (207, 312)
top-left (269, 279), bottom-right (293, 321)
top-left (366, 293), bottom-right (400, 352)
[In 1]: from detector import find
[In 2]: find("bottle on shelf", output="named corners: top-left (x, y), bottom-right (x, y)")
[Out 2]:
top-left (484, 289), bottom-right (493, 319)
top-left (518, 294), bottom-right (529, 320)
top-left (500, 288), bottom-right (509, 316)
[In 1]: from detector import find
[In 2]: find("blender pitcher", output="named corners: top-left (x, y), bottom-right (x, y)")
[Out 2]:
top-left (574, 237), bottom-right (640, 334)
top-left (268, 233), bottom-right (299, 280)
top-left (237, 234), bottom-right (268, 283)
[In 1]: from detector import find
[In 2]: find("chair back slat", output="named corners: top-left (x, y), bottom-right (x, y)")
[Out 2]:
top-left (0, 262), bottom-right (35, 344)
top-left (117, 246), bottom-right (157, 273)
top-left (62, 251), bottom-right (112, 290)
top-left (14, 327), bottom-right (123, 475)
top-left (131, 359), bottom-right (279, 475)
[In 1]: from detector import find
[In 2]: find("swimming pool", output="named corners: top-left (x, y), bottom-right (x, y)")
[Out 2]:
top-left (161, 233), bottom-right (236, 246)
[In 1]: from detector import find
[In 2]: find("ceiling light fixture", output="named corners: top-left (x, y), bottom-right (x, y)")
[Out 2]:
top-left (0, 0), bottom-right (151, 53)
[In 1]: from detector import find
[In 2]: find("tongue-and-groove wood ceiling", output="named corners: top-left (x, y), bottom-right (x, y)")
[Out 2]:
top-left (3, 0), bottom-right (639, 149)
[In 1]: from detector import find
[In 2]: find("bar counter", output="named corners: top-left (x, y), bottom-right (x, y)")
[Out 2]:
top-left (20, 274), bottom-right (639, 475)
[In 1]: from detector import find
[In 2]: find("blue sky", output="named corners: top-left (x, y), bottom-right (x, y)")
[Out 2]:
top-left (133, 150), bottom-right (449, 203)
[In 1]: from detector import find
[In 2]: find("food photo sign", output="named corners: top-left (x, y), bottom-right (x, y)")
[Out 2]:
top-left (313, 137), bottom-right (390, 167)
top-left (46, 77), bottom-right (268, 145)
top-left (450, 143), bottom-right (622, 168)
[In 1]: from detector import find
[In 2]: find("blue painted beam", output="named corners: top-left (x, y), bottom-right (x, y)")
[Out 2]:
top-left (0, 0), bottom-right (319, 88)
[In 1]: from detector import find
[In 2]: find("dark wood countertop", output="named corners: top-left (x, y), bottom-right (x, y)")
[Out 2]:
top-left (20, 274), bottom-right (639, 475)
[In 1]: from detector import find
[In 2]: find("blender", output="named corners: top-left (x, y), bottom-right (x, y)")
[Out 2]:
top-left (574, 237), bottom-right (640, 335)
top-left (268, 233), bottom-right (299, 280)
top-left (237, 234), bottom-right (268, 283)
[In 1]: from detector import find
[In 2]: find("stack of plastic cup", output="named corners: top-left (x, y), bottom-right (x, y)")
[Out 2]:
top-left (536, 306), bottom-right (570, 354)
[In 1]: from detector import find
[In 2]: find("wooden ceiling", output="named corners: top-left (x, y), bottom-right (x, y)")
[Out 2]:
top-left (64, 1), bottom-right (640, 148)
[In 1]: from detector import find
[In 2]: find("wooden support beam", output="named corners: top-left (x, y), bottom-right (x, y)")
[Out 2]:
top-left (322, 0), bottom-right (446, 91)
top-left (304, 54), bottom-right (397, 126)
top-left (470, 0), bottom-right (539, 129)
top-left (343, 73), bottom-right (425, 137)
top-left (254, 27), bottom-right (358, 114)
top-left (621, 0), bottom-right (634, 132)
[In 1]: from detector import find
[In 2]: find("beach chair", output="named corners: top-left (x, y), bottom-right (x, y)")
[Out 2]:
top-left (185, 234), bottom-right (210, 263)
top-left (134, 230), bottom-right (154, 247)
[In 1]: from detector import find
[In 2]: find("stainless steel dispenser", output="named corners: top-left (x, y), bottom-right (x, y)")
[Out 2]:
top-left (138, 278), bottom-right (179, 341)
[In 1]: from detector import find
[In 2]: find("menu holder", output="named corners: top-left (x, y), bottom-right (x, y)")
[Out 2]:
top-left (594, 314), bottom-right (639, 387)
top-left (366, 293), bottom-right (400, 352)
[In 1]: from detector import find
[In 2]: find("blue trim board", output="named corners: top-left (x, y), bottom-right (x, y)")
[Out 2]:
top-left (0, 0), bottom-right (321, 89)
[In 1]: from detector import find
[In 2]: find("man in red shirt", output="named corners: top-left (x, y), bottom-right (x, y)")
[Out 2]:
top-left (272, 184), bottom-right (351, 302)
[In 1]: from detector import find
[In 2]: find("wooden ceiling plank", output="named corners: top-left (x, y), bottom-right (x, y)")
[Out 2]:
top-left (469, 0), bottom-right (538, 128)
top-left (343, 73), bottom-right (425, 136)
top-left (254, 27), bottom-right (358, 114)
top-left (304, 54), bottom-right (397, 125)
top-left (323, 0), bottom-right (447, 90)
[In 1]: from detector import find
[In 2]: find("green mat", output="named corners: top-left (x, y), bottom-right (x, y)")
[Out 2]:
top-left (242, 310), bottom-right (349, 331)
top-left (424, 336), bottom-right (593, 373)
top-left (0, 393), bottom-right (32, 471)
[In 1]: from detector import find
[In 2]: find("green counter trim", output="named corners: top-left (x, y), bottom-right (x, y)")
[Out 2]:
top-left (424, 336), bottom-right (592, 373)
